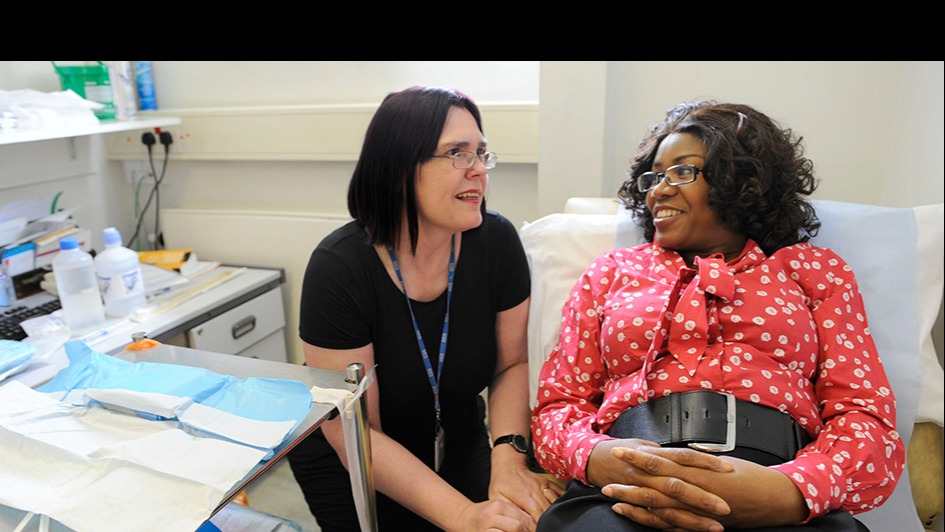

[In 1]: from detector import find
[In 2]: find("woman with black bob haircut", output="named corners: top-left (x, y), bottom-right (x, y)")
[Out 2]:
top-left (290, 86), bottom-right (556, 532)
top-left (349, 86), bottom-right (486, 253)
top-left (532, 100), bottom-right (903, 531)
top-left (619, 101), bottom-right (821, 255)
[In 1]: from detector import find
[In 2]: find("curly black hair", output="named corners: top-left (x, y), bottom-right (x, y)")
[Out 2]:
top-left (617, 101), bottom-right (820, 255)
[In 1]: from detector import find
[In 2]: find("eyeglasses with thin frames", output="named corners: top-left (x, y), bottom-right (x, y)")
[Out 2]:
top-left (629, 163), bottom-right (703, 193)
top-left (431, 151), bottom-right (497, 170)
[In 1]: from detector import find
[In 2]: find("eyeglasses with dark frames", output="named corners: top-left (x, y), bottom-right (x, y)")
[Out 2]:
top-left (629, 164), bottom-right (703, 193)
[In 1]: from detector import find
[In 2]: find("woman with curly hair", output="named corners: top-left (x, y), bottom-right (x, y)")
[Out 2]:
top-left (531, 101), bottom-right (904, 531)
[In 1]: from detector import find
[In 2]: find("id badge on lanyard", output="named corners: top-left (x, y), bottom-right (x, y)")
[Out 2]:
top-left (388, 236), bottom-right (456, 474)
top-left (434, 410), bottom-right (445, 472)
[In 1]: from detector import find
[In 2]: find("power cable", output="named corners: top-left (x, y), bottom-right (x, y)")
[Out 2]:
top-left (126, 131), bottom-right (171, 250)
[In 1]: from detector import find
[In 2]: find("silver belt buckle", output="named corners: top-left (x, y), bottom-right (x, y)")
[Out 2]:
top-left (688, 392), bottom-right (736, 453)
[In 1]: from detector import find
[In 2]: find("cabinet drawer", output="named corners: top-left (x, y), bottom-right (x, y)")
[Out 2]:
top-left (237, 330), bottom-right (288, 363)
top-left (187, 287), bottom-right (287, 360)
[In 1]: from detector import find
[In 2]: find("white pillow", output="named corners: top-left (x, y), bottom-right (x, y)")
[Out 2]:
top-left (520, 213), bottom-right (618, 404)
top-left (803, 200), bottom-right (928, 532)
top-left (808, 200), bottom-right (921, 438)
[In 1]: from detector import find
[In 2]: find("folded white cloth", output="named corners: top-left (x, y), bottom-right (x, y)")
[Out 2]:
top-left (0, 341), bottom-right (319, 532)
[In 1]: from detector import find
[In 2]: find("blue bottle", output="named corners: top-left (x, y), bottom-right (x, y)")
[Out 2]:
top-left (133, 61), bottom-right (157, 110)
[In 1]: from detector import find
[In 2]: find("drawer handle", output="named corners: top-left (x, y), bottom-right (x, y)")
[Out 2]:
top-left (232, 316), bottom-right (256, 339)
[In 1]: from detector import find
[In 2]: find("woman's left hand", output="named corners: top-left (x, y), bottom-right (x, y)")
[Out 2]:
top-left (489, 445), bottom-right (564, 522)
top-left (603, 446), bottom-right (809, 530)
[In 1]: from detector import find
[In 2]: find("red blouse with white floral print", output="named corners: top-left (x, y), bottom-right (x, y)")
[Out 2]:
top-left (531, 239), bottom-right (904, 519)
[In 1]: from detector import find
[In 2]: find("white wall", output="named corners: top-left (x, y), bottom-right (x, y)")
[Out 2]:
top-left (538, 61), bottom-right (945, 214)
top-left (3, 61), bottom-right (943, 365)
top-left (11, 61), bottom-right (940, 227)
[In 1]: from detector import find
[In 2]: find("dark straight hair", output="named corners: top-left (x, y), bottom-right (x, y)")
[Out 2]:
top-left (347, 85), bottom-right (484, 254)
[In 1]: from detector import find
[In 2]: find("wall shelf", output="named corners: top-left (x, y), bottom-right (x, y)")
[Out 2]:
top-left (0, 116), bottom-right (181, 146)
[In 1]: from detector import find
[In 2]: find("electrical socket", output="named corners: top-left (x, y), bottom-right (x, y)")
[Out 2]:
top-left (115, 132), bottom-right (145, 147)
top-left (171, 129), bottom-right (197, 152)
top-left (122, 160), bottom-right (152, 184)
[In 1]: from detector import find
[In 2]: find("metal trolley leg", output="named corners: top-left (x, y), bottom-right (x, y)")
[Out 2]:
top-left (346, 363), bottom-right (377, 532)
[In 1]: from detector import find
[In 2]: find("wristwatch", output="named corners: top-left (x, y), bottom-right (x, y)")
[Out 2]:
top-left (493, 434), bottom-right (529, 454)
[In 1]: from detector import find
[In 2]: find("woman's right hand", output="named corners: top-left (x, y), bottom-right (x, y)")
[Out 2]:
top-left (455, 499), bottom-right (537, 532)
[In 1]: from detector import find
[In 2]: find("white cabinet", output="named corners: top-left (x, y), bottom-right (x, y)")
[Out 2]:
top-left (186, 286), bottom-right (288, 363)
top-left (151, 267), bottom-right (289, 364)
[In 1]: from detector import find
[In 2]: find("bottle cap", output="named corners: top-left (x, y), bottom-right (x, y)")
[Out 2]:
top-left (59, 237), bottom-right (78, 250)
top-left (103, 227), bottom-right (122, 246)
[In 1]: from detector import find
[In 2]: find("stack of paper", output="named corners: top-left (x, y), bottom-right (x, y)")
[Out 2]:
top-left (1, 194), bottom-right (89, 278)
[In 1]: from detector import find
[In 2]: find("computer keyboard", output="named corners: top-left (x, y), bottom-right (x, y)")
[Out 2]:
top-left (0, 299), bottom-right (62, 341)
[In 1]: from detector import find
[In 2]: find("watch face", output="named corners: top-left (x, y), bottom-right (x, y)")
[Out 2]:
top-left (495, 434), bottom-right (529, 453)
top-left (510, 435), bottom-right (528, 453)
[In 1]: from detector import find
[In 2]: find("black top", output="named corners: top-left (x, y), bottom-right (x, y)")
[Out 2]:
top-left (298, 209), bottom-right (530, 468)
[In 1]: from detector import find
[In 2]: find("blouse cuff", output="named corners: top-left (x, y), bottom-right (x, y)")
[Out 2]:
top-left (573, 433), bottom-right (615, 485)
top-left (772, 452), bottom-right (837, 523)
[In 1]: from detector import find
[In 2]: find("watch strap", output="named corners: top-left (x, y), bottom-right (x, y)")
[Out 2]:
top-left (493, 434), bottom-right (528, 453)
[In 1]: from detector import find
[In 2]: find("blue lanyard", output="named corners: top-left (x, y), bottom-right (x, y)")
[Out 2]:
top-left (387, 235), bottom-right (455, 421)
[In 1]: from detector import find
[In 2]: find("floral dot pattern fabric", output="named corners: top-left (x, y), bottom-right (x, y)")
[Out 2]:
top-left (531, 240), bottom-right (904, 519)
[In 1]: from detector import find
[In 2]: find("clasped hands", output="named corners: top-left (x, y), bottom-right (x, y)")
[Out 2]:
top-left (587, 439), bottom-right (807, 531)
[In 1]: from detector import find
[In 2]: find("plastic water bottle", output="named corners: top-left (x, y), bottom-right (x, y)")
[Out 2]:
top-left (132, 61), bottom-right (157, 110)
top-left (95, 227), bottom-right (147, 318)
top-left (52, 237), bottom-right (106, 336)
top-left (107, 61), bottom-right (138, 120)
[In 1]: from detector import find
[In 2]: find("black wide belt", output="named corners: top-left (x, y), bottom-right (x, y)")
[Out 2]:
top-left (607, 390), bottom-right (811, 464)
